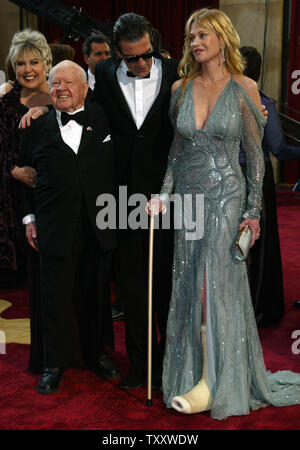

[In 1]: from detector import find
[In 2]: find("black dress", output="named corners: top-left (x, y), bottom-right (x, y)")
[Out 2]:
top-left (240, 90), bottom-right (300, 326)
top-left (0, 81), bottom-right (43, 372)
top-left (0, 82), bottom-right (27, 284)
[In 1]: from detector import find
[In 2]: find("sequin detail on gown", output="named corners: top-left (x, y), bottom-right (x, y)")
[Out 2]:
top-left (160, 77), bottom-right (300, 420)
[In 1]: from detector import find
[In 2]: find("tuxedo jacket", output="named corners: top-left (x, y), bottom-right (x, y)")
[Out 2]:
top-left (19, 101), bottom-right (116, 256)
top-left (93, 57), bottom-right (179, 200)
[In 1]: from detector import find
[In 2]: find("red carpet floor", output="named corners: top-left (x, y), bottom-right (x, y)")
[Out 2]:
top-left (0, 190), bottom-right (299, 434)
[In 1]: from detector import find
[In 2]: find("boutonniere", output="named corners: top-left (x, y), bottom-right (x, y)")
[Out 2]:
top-left (86, 126), bottom-right (93, 131)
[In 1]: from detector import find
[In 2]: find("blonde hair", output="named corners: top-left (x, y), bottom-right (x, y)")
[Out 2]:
top-left (178, 9), bottom-right (244, 100)
top-left (8, 28), bottom-right (52, 74)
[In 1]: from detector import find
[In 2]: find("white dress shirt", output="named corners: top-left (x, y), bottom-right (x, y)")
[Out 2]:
top-left (87, 68), bottom-right (95, 90)
top-left (22, 106), bottom-right (84, 224)
top-left (116, 57), bottom-right (162, 129)
top-left (56, 106), bottom-right (84, 154)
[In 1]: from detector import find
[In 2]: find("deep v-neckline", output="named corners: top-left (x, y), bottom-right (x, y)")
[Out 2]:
top-left (192, 75), bottom-right (232, 131)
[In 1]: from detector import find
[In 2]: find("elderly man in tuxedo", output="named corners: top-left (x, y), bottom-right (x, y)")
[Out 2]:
top-left (20, 60), bottom-right (119, 393)
top-left (93, 13), bottom-right (179, 390)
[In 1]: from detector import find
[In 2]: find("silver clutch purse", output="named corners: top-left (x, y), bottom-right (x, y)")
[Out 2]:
top-left (235, 225), bottom-right (252, 261)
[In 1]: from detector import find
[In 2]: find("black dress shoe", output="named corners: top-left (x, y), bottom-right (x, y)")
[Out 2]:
top-left (36, 367), bottom-right (65, 394)
top-left (111, 305), bottom-right (125, 321)
top-left (294, 301), bottom-right (300, 308)
top-left (95, 354), bottom-right (121, 379)
top-left (120, 369), bottom-right (146, 390)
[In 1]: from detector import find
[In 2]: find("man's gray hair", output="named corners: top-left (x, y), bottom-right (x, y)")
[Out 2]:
top-left (48, 60), bottom-right (87, 84)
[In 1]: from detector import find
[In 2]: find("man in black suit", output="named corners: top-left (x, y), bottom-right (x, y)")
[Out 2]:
top-left (20, 60), bottom-right (120, 393)
top-left (93, 13), bottom-right (179, 389)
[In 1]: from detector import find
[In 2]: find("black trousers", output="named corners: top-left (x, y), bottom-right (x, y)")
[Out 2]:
top-left (27, 244), bottom-right (43, 373)
top-left (116, 226), bottom-right (173, 377)
top-left (39, 215), bottom-right (114, 368)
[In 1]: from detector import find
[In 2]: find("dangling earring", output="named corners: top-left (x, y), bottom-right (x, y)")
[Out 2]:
top-left (222, 48), bottom-right (225, 63)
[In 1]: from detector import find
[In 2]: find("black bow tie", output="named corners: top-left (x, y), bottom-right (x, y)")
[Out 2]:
top-left (61, 110), bottom-right (85, 126)
top-left (126, 71), bottom-right (150, 79)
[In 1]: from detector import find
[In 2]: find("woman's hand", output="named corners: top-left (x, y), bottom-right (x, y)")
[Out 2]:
top-left (238, 218), bottom-right (260, 247)
top-left (11, 165), bottom-right (37, 187)
top-left (19, 106), bottom-right (49, 129)
top-left (146, 197), bottom-right (166, 216)
top-left (261, 105), bottom-right (268, 120)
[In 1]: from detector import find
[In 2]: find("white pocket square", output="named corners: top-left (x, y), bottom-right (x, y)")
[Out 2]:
top-left (102, 134), bottom-right (111, 143)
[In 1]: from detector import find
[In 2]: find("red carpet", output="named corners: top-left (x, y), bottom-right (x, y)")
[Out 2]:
top-left (0, 190), bottom-right (299, 434)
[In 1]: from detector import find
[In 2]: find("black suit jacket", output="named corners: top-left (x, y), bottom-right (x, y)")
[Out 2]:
top-left (93, 57), bottom-right (179, 200)
top-left (19, 102), bottom-right (116, 256)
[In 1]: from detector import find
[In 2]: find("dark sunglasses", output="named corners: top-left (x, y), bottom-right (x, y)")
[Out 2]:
top-left (122, 50), bottom-right (154, 64)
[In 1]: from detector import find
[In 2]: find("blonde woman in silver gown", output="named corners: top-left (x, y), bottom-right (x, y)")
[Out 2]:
top-left (148, 8), bottom-right (300, 420)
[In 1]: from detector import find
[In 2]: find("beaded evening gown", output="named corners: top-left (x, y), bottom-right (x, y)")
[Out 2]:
top-left (160, 76), bottom-right (300, 420)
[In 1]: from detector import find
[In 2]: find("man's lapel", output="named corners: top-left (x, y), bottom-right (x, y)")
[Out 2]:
top-left (141, 59), bottom-right (173, 126)
top-left (108, 62), bottom-right (136, 125)
top-left (77, 103), bottom-right (110, 156)
top-left (77, 107), bottom-right (94, 156)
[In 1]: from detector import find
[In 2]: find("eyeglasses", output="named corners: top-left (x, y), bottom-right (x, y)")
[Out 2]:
top-left (122, 50), bottom-right (154, 64)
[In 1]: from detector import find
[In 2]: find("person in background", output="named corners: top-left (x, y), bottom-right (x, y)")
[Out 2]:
top-left (49, 43), bottom-right (75, 66)
top-left (239, 46), bottom-right (300, 325)
top-left (0, 55), bottom-right (17, 96)
top-left (82, 32), bottom-right (110, 90)
top-left (0, 69), bottom-right (5, 86)
top-left (160, 49), bottom-right (171, 59)
top-left (151, 27), bottom-right (173, 60)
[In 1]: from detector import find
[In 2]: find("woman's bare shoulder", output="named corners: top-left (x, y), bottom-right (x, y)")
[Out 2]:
top-left (171, 79), bottom-right (183, 95)
top-left (232, 74), bottom-right (261, 108)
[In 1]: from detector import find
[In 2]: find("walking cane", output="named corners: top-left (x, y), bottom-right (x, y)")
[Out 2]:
top-left (146, 212), bottom-right (155, 407)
